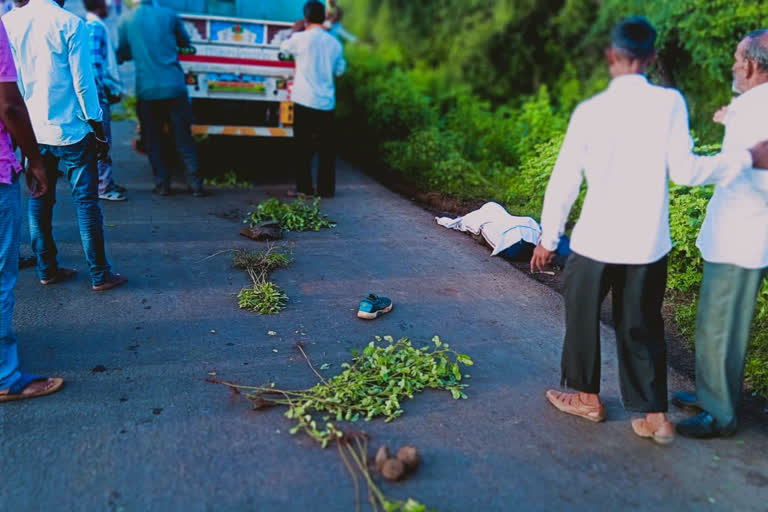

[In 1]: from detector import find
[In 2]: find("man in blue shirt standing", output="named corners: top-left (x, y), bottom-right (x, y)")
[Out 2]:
top-left (281, 1), bottom-right (346, 197)
top-left (117, 0), bottom-right (207, 197)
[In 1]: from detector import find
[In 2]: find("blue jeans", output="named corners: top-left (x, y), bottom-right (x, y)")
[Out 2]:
top-left (97, 100), bottom-right (115, 195)
top-left (137, 95), bottom-right (202, 190)
top-left (30, 134), bottom-right (112, 286)
top-left (0, 177), bottom-right (22, 390)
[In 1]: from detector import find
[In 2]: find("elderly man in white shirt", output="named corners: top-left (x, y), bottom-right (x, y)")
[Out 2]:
top-left (6, 0), bottom-right (126, 291)
top-left (673, 29), bottom-right (768, 438)
top-left (530, 17), bottom-right (768, 445)
top-left (280, 0), bottom-right (346, 198)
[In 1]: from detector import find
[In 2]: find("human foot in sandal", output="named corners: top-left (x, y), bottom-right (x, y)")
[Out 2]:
top-left (92, 273), bottom-right (127, 292)
top-left (0, 373), bottom-right (64, 402)
top-left (546, 389), bottom-right (606, 422)
top-left (631, 413), bottom-right (675, 445)
top-left (40, 267), bottom-right (77, 286)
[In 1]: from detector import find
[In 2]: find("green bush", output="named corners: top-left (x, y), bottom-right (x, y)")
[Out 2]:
top-left (668, 185), bottom-right (712, 293)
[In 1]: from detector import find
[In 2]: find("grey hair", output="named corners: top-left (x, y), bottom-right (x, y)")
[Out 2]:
top-left (744, 28), bottom-right (768, 74)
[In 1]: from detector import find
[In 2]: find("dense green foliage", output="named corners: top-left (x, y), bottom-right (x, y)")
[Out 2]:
top-left (336, 0), bottom-right (768, 394)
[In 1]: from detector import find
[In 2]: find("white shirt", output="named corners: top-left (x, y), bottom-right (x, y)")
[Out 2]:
top-left (5, 0), bottom-right (102, 146)
top-left (697, 83), bottom-right (768, 269)
top-left (539, 74), bottom-right (753, 265)
top-left (280, 27), bottom-right (346, 111)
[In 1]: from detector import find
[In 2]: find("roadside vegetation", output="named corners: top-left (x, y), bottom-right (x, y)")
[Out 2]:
top-left (337, 0), bottom-right (768, 395)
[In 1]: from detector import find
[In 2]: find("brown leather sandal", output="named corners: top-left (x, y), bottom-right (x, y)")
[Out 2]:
top-left (40, 267), bottom-right (77, 286)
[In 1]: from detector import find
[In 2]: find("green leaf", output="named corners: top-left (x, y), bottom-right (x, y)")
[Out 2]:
top-left (432, 335), bottom-right (442, 347)
top-left (457, 354), bottom-right (474, 366)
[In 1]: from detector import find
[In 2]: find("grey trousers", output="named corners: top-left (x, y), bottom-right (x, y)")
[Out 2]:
top-left (695, 261), bottom-right (768, 427)
top-left (562, 252), bottom-right (669, 412)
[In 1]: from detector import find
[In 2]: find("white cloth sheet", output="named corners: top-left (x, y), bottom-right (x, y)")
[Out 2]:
top-left (436, 202), bottom-right (541, 256)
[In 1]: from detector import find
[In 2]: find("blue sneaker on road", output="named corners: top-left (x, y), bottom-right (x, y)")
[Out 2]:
top-left (357, 294), bottom-right (393, 320)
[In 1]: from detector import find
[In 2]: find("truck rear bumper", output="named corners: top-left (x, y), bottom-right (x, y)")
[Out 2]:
top-left (191, 125), bottom-right (294, 137)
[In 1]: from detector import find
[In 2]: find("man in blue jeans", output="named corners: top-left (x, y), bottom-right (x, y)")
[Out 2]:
top-left (6, 0), bottom-right (126, 291)
top-left (0, 16), bottom-right (63, 401)
top-left (117, 0), bottom-right (207, 197)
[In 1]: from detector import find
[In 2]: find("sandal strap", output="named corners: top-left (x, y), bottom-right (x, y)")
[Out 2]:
top-left (8, 373), bottom-right (44, 395)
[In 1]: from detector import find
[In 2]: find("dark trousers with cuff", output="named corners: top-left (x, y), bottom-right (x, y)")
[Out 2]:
top-left (561, 252), bottom-right (668, 412)
top-left (137, 95), bottom-right (202, 191)
top-left (293, 104), bottom-right (336, 197)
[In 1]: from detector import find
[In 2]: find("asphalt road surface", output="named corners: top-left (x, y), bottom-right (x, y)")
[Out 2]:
top-left (2, 121), bottom-right (767, 511)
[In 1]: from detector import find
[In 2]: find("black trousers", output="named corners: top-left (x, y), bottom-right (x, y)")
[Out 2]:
top-left (293, 104), bottom-right (336, 196)
top-left (137, 96), bottom-right (201, 190)
top-left (561, 252), bottom-right (668, 412)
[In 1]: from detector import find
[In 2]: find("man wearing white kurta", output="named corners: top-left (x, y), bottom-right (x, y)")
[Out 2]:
top-left (674, 29), bottom-right (768, 438)
top-left (530, 17), bottom-right (768, 445)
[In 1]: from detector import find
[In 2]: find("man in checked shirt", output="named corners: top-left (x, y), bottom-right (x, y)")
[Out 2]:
top-left (85, 0), bottom-right (127, 201)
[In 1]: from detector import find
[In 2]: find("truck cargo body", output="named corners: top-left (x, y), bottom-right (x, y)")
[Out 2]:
top-left (159, 0), bottom-right (306, 137)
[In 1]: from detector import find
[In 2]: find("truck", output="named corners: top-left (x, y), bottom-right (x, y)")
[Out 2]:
top-left (161, 0), bottom-right (307, 138)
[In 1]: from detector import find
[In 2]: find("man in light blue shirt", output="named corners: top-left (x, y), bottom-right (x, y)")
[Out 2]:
top-left (117, 0), bottom-right (206, 197)
top-left (6, 0), bottom-right (126, 291)
top-left (281, 0), bottom-right (346, 197)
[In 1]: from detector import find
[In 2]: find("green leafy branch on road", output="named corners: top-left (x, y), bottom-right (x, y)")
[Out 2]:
top-left (230, 246), bottom-right (292, 315)
top-left (210, 335), bottom-right (472, 511)
top-left (244, 197), bottom-right (335, 232)
top-left (204, 170), bottom-right (253, 188)
top-left (237, 282), bottom-right (289, 315)
top-left (220, 335), bottom-right (473, 445)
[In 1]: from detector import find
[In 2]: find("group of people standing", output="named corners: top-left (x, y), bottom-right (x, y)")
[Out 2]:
top-left (1, 2), bottom-right (765, 452)
top-left (0, 0), bottom-right (209, 400)
top-left (532, 17), bottom-right (768, 443)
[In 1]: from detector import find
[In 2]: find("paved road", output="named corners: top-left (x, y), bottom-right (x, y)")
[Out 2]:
top-left (2, 121), bottom-right (767, 511)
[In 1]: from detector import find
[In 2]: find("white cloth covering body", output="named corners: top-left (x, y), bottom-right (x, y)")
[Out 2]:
top-left (436, 202), bottom-right (541, 256)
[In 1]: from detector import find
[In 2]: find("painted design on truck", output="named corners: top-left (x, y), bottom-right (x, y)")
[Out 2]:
top-left (210, 21), bottom-right (264, 44)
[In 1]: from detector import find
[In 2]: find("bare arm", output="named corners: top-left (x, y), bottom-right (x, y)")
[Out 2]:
top-left (0, 82), bottom-right (47, 197)
top-left (174, 14), bottom-right (191, 49)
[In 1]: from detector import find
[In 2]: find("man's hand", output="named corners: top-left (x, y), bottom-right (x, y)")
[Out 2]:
top-left (713, 105), bottom-right (729, 125)
top-left (24, 159), bottom-right (48, 199)
top-left (93, 136), bottom-right (110, 161)
top-left (292, 19), bottom-right (306, 33)
top-left (530, 242), bottom-right (555, 273)
top-left (749, 141), bottom-right (768, 170)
